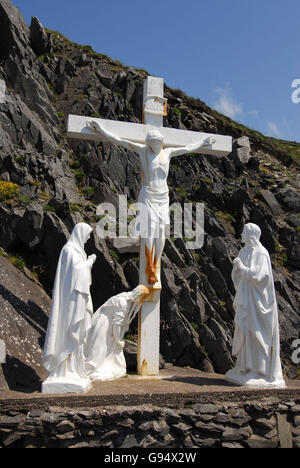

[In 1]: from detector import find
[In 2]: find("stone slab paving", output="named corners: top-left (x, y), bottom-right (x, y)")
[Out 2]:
top-left (0, 367), bottom-right (299, 411)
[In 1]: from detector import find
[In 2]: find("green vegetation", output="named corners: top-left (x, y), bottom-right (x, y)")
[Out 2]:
top-left (69, 160), bottom-right (81, 170)
top-left (81, 45), bottom-right (94, 54)
top-left (124, 333), bottom-right (138, 343)
top-left (8, 255), bottom-right (26, 271)
top-left (69, 203), bottom-right (83, 213)
top-left (109, 249), bottom-right (120, 261)
top-left (274, 243), bottom-right (288, 268)
top-left (191, 322), bottom-right (199, 331)
top-left (79, 186), bottom-right (95, 198)
top-left (216, 211), bottom-right (235, 222)
top-left (18, 195), bottom-right (31, 206)
top-left (74, 170), bottom-right (85, 182)
top-left (39, 191), bottom-right (51, 201)
top-left (30, 179), bottom-right (41, 189)
top-left (216, 211), bottom-right (235, 232)
top-left (175, 187), bottom-right (187, 198)
top-left (171, 106), bottom-right (181, 117)
top-left (43, 204), bottom-right (56, 213)
top-left (15, 155), bottom-right (25, 165)
top-left (202, 177), bottom-right (212, 185)
top-left (57, 111), bottom-right (65, 120)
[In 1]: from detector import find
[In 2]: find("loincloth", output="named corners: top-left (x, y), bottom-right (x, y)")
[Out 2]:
top-left (136, 185), bottom-right (170, 237)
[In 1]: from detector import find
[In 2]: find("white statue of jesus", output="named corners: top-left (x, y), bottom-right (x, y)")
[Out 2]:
top-left (225, 223), bottom-right (286, 388)
top-left (87, 121), bottom-right (215, 286)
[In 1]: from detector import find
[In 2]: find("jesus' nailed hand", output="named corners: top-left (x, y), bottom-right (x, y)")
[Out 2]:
top-left (86, 119), bottom-right (216, 287)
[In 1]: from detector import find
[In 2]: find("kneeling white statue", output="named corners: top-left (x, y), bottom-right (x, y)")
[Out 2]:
top-left (85, 285), bottom-right (149, 381)
top-left (42, 223), bottom-right (96, 394)
top-left (225, 223), bottom-right (286, 388)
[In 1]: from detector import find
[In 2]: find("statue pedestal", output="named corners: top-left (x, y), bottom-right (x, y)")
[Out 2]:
top-left (42, 376), bottom-right (91, 394)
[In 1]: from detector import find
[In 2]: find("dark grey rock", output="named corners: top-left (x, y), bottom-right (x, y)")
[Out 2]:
top-left (290, 405), bottom-right (300, 414)
top-left (30, 16), bottom-right (50, 56)
top-left (16, 204), bottom-right (44, 250)
top-left (253, 416), bottom-right (276, 431)
top-left (222, 442), bottom-right (244, 449)
top-left (0, 414), bottom-right (25, 428)
top-left (194, 404), bottom-right (219, 415)
top-left (41, 211), bottom-right (69, 283)
top-left (260, 190), bottom-right (281, 216)
top-left (194, 421), bottom-right (225, 435)
top-left (246, 435), bottom-right (279, 449)
top-left (119, 434), bottom-right (139, 448)
top-left (222, 426), bottom-right (252, 441)
top-left (232, 147), bottom-right (252, 166)
top-left (0, 0), bottom-right (30, 60)
top-left (172, 422), bottom-right (192, 434)
top-left (294, 416), bottom-right (300, 427)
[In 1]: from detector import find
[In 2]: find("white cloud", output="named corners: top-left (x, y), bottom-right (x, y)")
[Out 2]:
top-left (213, 85), bottom-right (242, 119)
top-left (266, 121), bottom-right (281, 138)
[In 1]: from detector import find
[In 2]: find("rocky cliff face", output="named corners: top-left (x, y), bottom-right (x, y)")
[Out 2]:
top-left (0, 0), bottom-right (299, 387)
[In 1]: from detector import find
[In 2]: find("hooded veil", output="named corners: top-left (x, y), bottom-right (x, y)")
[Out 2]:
top-left (42, 223), bottom-right (94, 389)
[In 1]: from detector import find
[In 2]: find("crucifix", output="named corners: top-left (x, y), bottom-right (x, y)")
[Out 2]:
top-left (67, 75), bottom-right (232, 376)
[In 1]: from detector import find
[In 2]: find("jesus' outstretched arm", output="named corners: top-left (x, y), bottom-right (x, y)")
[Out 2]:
top-left (86, 120), bottom-right (145, 154)
top-left (167, 135), bottom-right (216, 159)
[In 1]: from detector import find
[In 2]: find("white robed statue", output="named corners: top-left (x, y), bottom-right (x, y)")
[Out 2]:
top-left (42, 223), bottom-right (96, 394)
top-left (85, 285), bottom-right (149, 381)
top-left (225, 223), bottom-right (285, 388)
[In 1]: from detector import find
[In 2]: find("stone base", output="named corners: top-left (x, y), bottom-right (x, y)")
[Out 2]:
top-left (42, 376), bottom-right (92, 394)
top-left (225, 369), bottom-right (286, 389)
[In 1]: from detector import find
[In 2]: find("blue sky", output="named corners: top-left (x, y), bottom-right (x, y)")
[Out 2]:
top-left (13, 0), bottom-right (300, 142)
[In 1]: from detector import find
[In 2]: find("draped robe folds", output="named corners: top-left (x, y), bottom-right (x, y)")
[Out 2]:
top-left (226, 243), bottom-right (285, 388)
top-left (85, 292), bottom-right (133, 381)
top-left (137, 184), bottom-right (170, 237)
top-left (42, 224), bottom-right (94, 393)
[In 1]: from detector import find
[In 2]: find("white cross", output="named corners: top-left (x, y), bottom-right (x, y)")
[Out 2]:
top-left (67, 76), bottom-right (232, 376)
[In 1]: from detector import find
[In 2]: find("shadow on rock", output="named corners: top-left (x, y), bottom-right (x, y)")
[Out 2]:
top-left (2, 355), bottom-right (41, 392)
